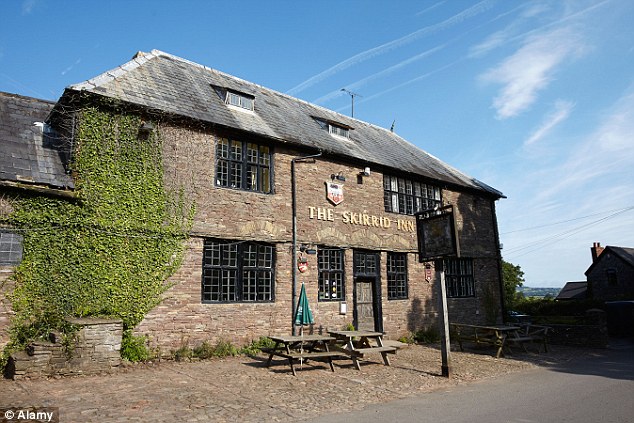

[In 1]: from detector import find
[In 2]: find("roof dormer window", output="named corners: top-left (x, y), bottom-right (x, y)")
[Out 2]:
top-left (225, 90), bottom-right (254, 111)
top-left (328, 123), bottom-right (349, 139)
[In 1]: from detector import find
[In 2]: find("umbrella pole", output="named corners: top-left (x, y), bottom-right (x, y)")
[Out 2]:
top-left (300, 325), bottom-right (304, 368)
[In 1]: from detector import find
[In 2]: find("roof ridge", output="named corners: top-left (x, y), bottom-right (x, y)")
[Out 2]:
top-left (147, 50), bottom-right (401, 137)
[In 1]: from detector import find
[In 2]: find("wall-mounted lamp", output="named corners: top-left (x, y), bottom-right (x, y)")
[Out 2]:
top-left (357, 166), bottom-right (371, 184)
top-left (300, 245), bottom-right (317, 255)
top-left (139, 121), bottom-right (155, 133)
top-left (330, 173), bottom-right (346, 182)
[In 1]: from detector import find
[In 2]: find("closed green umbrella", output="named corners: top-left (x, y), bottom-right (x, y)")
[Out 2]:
top-left (294, 283), bottom-right (314, 367)
top-left (294, 283), bottom-right (314, 327)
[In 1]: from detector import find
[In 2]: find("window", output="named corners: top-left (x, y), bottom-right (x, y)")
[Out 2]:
top-left (225, 91), bottom-right (254, 111)
top-left (387, 253), bottom-right (408, 299)
top-left (606, 268), bottom-right (618, 286)
top-left (444, 258), bottom-right (474, 298)
top-left (328, 123), bottom-right (349, 139)
top-left (215, 138), bottom-right (272, 193)
top-left (0, 230), bottom-right (23, 265)
top-left (202, 239), bottom-right (274, 303)
top-left (383, 175), bottom-right (441, 215)
top-left (318, 248), bottom-right (345, 301)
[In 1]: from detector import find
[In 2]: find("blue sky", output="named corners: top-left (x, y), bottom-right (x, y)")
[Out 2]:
top-left (1, 0), bottom-right (633, 288)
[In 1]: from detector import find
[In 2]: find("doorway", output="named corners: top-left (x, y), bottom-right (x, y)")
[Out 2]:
top-left (353, 250), bottom-right (382, 332)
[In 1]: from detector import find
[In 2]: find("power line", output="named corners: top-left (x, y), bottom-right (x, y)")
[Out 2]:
top-left (503, 207), bottom-right (634, 259)
top-left (501, 206), bottom-right (634, 234)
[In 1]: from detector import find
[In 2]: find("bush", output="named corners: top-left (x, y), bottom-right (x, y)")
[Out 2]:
top-left (121, 330), bottom-right (150, 362)
top-left (414, 327), bottom-right (440, 344)
top-left (240, 336), bottom-right (276, 356)
top-left (515, 298), bottom-right (605, 316)
top-left (190, 339), bottom-right (238, 359)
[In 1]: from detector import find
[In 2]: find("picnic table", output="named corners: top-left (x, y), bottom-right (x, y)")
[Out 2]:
top-left (450, 323), bottom-right (520, 358)
top-left (328, 330), bottom-right (397, 370)
top-left (265, 334), bottom-right (343, 376)
top-left (505, 324), bottom-right (551, 353)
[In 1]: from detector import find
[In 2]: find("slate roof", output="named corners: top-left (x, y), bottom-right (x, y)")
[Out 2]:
top-left (555, 281), bottom-right (587, 300)
top-left (64, 50), bottom-right (503, 198)
top-left (585, 246), bottom-right (634, 276)
top-left (0, 92), bottom-right (74, 191)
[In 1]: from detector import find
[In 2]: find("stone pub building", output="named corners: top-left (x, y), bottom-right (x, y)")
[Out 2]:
top-left (1, 50), bottom-right (505, 352)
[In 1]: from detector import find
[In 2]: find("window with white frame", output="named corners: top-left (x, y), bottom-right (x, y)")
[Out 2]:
top-left (328, 123), bottom-right (349, 138)
top-left (225, 91), bottom-right (254, 111)
top-left (383, 175), bottom-right (441, 215)
top-left (0, 230), bottom-right (23, 265)
top-left (202, 239), bottom-right (275, 303)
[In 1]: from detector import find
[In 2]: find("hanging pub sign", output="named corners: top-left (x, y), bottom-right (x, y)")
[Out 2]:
top-left (325, 182), bottom-right (344, 206)
top-left (415, 205), bottom-right (460, 262)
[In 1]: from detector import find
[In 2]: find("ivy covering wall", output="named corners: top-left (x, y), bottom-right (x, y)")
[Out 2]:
top-left (3, 106), bottom-right (193, 351)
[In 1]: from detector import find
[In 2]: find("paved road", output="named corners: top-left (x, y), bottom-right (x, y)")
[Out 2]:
top-left (308, 339), bottom-right (634, 423)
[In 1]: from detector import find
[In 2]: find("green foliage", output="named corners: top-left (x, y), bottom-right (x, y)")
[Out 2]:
top-left (192, 341), bottom-right (215, 359)
top-left (398, 334), bottom-right (415, 344)
top-left (502, 260), bottom-right (525, 310)
top-left (515, 297), bottom-right (605, 317)
top-left (3, 107), bottom-right (193, 357)
top-left (239, 336), bottom-right (276, 356)
top-left (413, 327), bottom-right (440, 344)
top-left (121, 330), bottom-right (151, 362)
top-left (343, 322), bottom-right (356, 331)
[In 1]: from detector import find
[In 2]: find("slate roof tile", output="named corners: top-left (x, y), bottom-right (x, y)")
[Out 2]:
top-left (65, 50), bottom-right (502, 197)
top-left (0, 92), bottom-right (74, 190)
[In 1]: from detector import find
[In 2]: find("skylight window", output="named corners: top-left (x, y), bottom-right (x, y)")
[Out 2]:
top-left (225, 91), bottom-right (254, 111)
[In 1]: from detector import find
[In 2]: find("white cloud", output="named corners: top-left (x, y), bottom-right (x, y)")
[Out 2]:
top-left (524, 100), bottom-right (574, 146)
top-left (537, 85), bottom-right (634, 201)
top-left (312, 44), bottom-right (445, 105)
top-left (287, 0), bottom-right (494, 95)
top-left (22, 0), bottom-right (37, 15)
top-left (480, 27), bottom-right (585, 119)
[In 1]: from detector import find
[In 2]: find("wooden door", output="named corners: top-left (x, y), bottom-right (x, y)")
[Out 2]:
top-left (353, 250), bottom-right (382, 332)
top-left (356, 279), bottom-right (374, 331)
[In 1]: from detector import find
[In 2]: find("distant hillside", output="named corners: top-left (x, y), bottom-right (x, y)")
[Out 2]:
top-left (518, 287), bottom-right (561, 298)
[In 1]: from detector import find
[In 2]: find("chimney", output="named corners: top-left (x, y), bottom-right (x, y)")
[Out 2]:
top-left (591, 242), bottom-right (604, 262)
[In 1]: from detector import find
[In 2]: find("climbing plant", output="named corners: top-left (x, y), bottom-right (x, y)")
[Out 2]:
top-left (3, 105), bottom-right (193, 355)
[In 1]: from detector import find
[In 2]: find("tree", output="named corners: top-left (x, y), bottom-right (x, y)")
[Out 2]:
top-left (502, 260), bottom-right (525, 310)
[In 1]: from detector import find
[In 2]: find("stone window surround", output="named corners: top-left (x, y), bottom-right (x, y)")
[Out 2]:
top-left (201, 238), bottom-right (275, 303)
top-left (387, 252), bottom-right (408, 300)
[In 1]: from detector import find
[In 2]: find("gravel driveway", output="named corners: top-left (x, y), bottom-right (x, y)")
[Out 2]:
top-left (0, 343), bottom-right (592, 422)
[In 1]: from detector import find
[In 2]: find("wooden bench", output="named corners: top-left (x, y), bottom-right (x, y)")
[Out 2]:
top-left (264, 335), bottom-right (344, 376)
top-left (349, 346), bottom-right (397, 358)
top-left (450, 323), bottom-right (519, 358)
top-left (506, 324), bottom-right (551, 353)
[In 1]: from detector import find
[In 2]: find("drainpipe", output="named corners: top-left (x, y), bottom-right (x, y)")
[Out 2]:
top-left (291, 150), bottom-right (322, 335)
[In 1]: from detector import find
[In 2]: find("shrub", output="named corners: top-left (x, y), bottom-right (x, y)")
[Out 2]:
top-left (121, 330), bottom-right (150, 362)
top-left (414, 327), bottom-right (440, 344)
top-left (240, 336), bottom-right (276, 356)
top-left (191, 339), bottom-right (238, 359)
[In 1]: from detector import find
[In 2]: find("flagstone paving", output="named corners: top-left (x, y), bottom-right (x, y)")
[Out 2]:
top-left (0, 344), bottom-right (590, 422)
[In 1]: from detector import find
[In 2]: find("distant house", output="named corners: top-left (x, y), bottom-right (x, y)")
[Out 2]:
top-left (585, 242), bottom-right (634, 301)
top-left (556, 281), bottom-right (588, 301)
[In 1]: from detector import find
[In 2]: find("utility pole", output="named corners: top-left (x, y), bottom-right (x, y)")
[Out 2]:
top-left (340, 88), bottom-right (362, 118)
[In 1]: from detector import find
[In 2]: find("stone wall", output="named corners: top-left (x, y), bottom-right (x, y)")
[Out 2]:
top-left (5, 318), bottom-right (122, 379)
top-left (134, 123), bottom-right (503, 353)
top-left (0, 266), bottom-right (15, 350)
